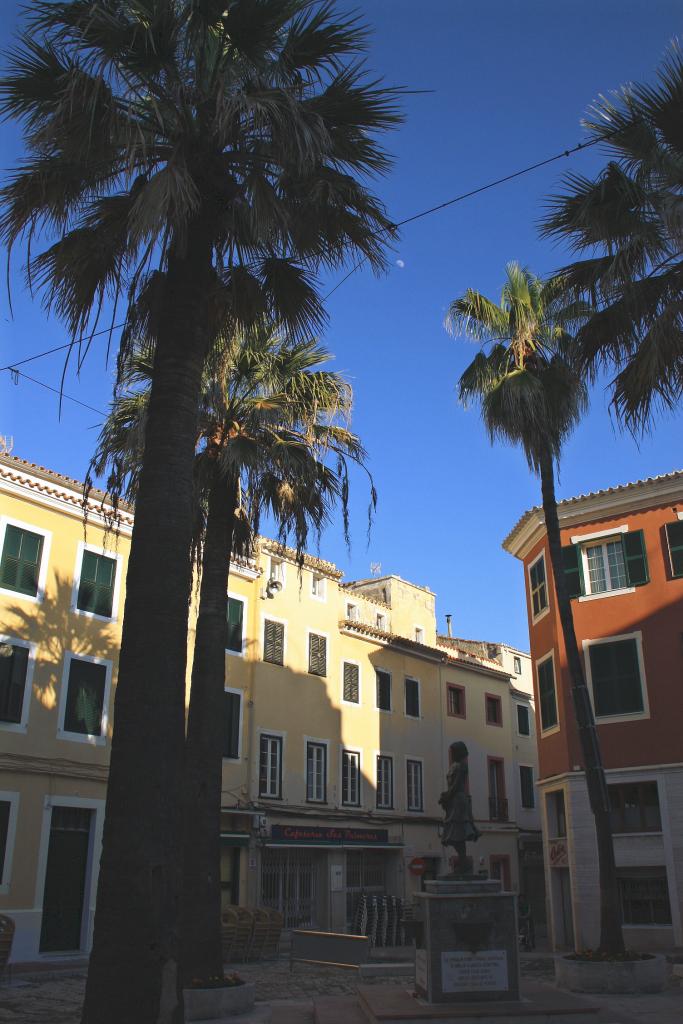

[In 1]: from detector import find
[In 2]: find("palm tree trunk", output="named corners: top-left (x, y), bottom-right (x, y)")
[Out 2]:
top-left (538, 445), bottom-right (624, 954)
top-left (82, 228), bottom-right (214, 1024)
top-left (181, 469), bottom-right (238, 985)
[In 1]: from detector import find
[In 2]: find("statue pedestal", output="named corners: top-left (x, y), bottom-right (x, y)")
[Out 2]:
top-left (413, 878), bottom-right (520, 1004)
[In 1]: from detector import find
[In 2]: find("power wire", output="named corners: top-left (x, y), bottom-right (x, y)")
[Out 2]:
top-left (5, 366), bottom-right (106, 416)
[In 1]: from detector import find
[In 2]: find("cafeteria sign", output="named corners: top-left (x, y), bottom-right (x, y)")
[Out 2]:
top-left (271, 824), bottom-right (389, 845)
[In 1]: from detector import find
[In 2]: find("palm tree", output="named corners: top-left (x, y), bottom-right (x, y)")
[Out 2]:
top-left (0, 3), bottom-right (398, 1018)
top-left (92, 322), bottom-right (371, 985)
top-left (446, 262), bottom-right (625, 954)
top-left (542, 45), bottom-right (683, 432)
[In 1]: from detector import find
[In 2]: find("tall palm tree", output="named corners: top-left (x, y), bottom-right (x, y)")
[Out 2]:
top-left (0, 3), bottom-right (398, 1018)
top-left (542, 44), bottom-right (683, 432)
top-left (92, 322), bottom-right (371, 985)
top-left (446, 262), bottom-right (625, 954)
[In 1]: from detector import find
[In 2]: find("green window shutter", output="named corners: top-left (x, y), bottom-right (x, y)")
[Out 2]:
top-left (263, 620), bottom-right (284, 665)
top-left (0, 643), bottom-right (29, 723)
top-left (1, 525), bottom-right (44, 597)
top-left (343, 662), bottom-right (359, 703)
top-left (622, 530), bottom-right (649, 587)
top-left (222, 691), bottom-right (241, 759)
top-left (561, 544), bottom-right (584, 599)
top-left (226, 598), bottom-right (244, 653)
top-left (308, 633), bottom-right (326, 676)
top-left (64, 658), bottom-right (106, 736)
top-left (665, 521), bottom-right (683, 578)
top-left (537, 658), bottom-right (558, 730)
top-left (589, 638), bottom-right (643, 717)
top-left (77, 550), bottom-right (116, 617)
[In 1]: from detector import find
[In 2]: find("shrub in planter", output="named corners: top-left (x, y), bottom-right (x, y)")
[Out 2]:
top-left (184, 974), bottom-right (255, 1021)
top-left (555, 951), bottom-right (666, 994)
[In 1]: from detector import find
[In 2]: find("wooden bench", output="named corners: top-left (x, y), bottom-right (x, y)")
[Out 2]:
top-left (289, 929), bottom-right (370, 971)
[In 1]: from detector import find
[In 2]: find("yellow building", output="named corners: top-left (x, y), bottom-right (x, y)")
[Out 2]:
top-left (0, 453), bottom-right (540, 962)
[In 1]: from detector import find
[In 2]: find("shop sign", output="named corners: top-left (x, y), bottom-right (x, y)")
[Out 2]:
top-left (270, 824), bottom-right (389, 845)
top-left (549, 840), bottom-right (569, 868)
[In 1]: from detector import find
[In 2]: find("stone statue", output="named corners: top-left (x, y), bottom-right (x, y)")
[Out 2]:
top-left (439, 741), bottom-right (481, 875)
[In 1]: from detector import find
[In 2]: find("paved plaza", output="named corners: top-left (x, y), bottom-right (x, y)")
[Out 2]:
top-left (1, 954), bottom-right (682, 1024)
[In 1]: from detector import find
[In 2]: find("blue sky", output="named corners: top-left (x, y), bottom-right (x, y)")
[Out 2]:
top-left (1, 1), bottom-right (682, 651)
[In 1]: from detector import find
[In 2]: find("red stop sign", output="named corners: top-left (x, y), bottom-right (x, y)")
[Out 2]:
top-left (409, 857), bottom-right (427, 876)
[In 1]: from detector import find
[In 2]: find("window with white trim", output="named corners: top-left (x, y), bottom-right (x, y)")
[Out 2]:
top-left (76, 549), bottom-right (117, 617)
top-left (0, 524), bottom-right (44, 597)
top-left (263, 619), bottom-right (284, 665)
top-left (269, 557), bottom-right (285, 585)
top-left (513, 655), bottom-right (522, 674)
top-left (311, 572), bottom-right (326, 599)
top-left (406, 759), bottom-right (423, 811)
top-left (0, 641), bottom-right (29, 725)
top-left (376, 669), bottom-right (391, 711)
top-left (414, 627), bottom-right (424, 644)
top-left (346, 602), bottom-right (359, 622)
top-left (376, 755), bottom-right (393, 809)
top-left (343, 662), bottom-right (359, 703)
top-left (537, 655), bottom-right (558, 731)
top-left (665, 520), bottom-right (683, 578)
top-left (306, 741), bottom-right (327, 802)
top-left (308, 633), bottom-right (327, 676)
top-left (376, 613), bottom-right (386, 630)
top-left (342, 750), bottom-right (360, 806)
top-left (227, 596), bottom-right (245, 654)
top-left (563, 530), bottom-right (649, 597)
top-left (404, 677), bottom-right (420, 718)
top-left (587, 636), bottom-right (645, 718)
top-left (259, 734), bottom-right (282, 798)
top-left (529, 553), bottom-right (548, 617)
top-left (63, 657), bottom-right (107, 737)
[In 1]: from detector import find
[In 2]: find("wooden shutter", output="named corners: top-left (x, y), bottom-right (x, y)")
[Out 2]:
top-left (1, 525), bottom-right (43, 596)
top-left (622, 530), bottom-right (649, 587)
top-left (665, 521), bottom-right (683, 578)
top-left (0, 643), bottom-right (29, 723)
top-left (227, 598), bottom-right (244, 653)
top-left (561, 544), bottom-right (584, 598)
top-left (405, 677), bottom-right (419, 717)
top-left (538, 659), bottom-right (557, 730)
top-left (263, 620), bottom-right (284, 665)
top-left (77, 551), bottom-right (115, 617)
top-left (222, 690), bottom-right (241, 759)
top-left (589, 638), bottom-right (643, 717)
top-left (376, 670), bottom-right (391, 710)
top-left (308, 633), bottom-right (326, 676)
top-left (343, 662), bottom-right (359, 703)
top-left (64, 659), bottom-right (106, 735)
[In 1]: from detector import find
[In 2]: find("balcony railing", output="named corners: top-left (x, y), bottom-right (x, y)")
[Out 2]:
top-left (489, 796), bottom-right (509, 822)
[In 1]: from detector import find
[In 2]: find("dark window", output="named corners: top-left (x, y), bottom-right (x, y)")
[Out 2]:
top-left (407, 759), bottom-right (423, 811)
top-left (343, 662), bottom-right (359, 703)
top-left (520, 766), bottom-right (535, 809)
top-left (405, 677), bottom-right (420, 718)
top-left (513, 655), bottom-right (522, 674)
top-left (226, 597), bottom-right (244, 654)
top-left (376, 669), bottom-right (391, 711)
top-left (76, 550), bottom-right (116, 617)
top-left (308, 633), bottom-right (327, 676)
top-left (376, 755), bottom-right (393, 809)
top-left (306, 741), bottom-right (326, 802)
top-left (447, 684), bottom-right (465, 717)
top-left (0, 800), bottom-right (10, 882)
top-left (63, 658), bottom-right (107, 736)
top-left (588, 638), bottom-right (644, 717)
top-left (263, 619), bottom-right (284, 665)
top-left (0, 524), bottom-right (44, 597)
top-left (342, 750), bottom-right (360, 806)
top-left (665, 521), bottom-right (683, 578)
top-left (517, 704), bottom-right (530, 735)
top-left (259, 734), bottom-right (282, 798)
top-left (222, 690), bottom-right (241, 759)
top-left (0, 642), bottom-right (29, 724)
top-left (488, 758), bottom-right (507, 820)
top-left (609, 781), bottom-right (661, 833)
top-left (485, 694), bottom-right (502, 726)
top-left (549, 790), bottom-right (566, 837)
top-left (618, 868), bottom-right (671, 925)
top-left (538, 656), bottom-right (558, 730)
top-left (529, 555), bottom-right (548, 616)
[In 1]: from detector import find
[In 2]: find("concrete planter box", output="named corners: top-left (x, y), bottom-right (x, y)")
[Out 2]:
top-left (555, 953), bottom-right (666, 994)
top-left (184, 981), bottom-right (255, 1021)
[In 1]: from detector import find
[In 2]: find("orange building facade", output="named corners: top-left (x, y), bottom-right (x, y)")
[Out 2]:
top-left (504, 472), bottom-right (683, 951)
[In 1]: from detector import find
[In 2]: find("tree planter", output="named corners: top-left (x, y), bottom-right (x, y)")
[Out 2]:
top-left (184, 982), bottom-right (255, 1021)
top-left (555, 954), bottom-right (666, 994)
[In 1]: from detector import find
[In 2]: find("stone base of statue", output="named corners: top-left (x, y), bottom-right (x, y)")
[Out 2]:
top-left (413, 877), bottom-right (519, 1004)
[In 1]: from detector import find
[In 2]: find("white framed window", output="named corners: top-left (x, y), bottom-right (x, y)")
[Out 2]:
top-left (584, 539), bottom-right (629, 594)
top-left (57, 652), bottom-right (112, 745)
top-left (528, 551), bottom-right (549, 622)
top-left (226, 593), bottom-right (247, 656)
top-left (566, 527), bottom-right (649, 601)
top-left (346, 602), bottom-right (359, 622)
top-left (222, 687), bottom-right (243, 761)
top-left (0, 790), bottom-right (20, 894)
top-left (513, 655), bottom-right (522, 675)
top-left (0, 634), bottom-right (36, 732)
top-left (259, 732), bottom-right (283, 798)
top-left (305, 739), bottom-right (327, 803)
top-left (404, 676), bottom-right (420, 718)
top-left (376, 613), bottom-right (386, 630)
top-left (519, 765), bottom-right (535, 809)
top-left (414, 626), bottom-right (424, 644)
top-left (311, 572), bottom-right (327, 601)
top-left (71, 541), bottom-right (123, 622)
top-left (262, 614), bottom-right (286, 665)
top-left (583, 632), bottom-right (649, 723)
top-left (341, 749), bottom-right (361, 806)
top-left (269, 556), bottom-right (286, 588)
top-left (406, 758), bottom-right (424, 812)
top-left (308, 631), bottom-right (328, 677)
top-left (342, 660), bottom-right (361, 705)
top-left (0, 516), bottom-right (52, 604)
top-left (376, 754), bottom-right (393, 809)
top-left (536, 650), bottom-right (559, 735)
top-left (376, 668), bottom-right (392, 712)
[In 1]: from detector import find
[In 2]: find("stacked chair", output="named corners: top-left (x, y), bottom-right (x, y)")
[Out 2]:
top-left (221, 906), bottom-right (283, 962)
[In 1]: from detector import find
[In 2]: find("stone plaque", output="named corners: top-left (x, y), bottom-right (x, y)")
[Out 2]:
top-left (415, 949), bottom-right (427, 991)
top-left (441, 950), bottom-right (508, 992)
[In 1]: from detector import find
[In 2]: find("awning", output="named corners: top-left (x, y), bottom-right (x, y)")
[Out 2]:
top-left (263, 842), bottom-right (404, 850)
top-left (220, 832), bottom-right (250, 847)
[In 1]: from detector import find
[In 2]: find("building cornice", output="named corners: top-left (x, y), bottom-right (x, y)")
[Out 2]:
top-left (503, 470), bottom-right (683, 560)
top-left (0, 751), bottom-right (109, 782)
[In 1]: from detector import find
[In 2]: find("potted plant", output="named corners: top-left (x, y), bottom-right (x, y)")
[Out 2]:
top-left (184, 972), bottom-right (255, 1021)
top-left (555, 950), bottom-right (667, 994)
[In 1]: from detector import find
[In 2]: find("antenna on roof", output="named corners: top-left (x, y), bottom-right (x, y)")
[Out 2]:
top-left (0, 436), bottom-right (14, 455)
top-left (370, 561), bottom-right (382, 577)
